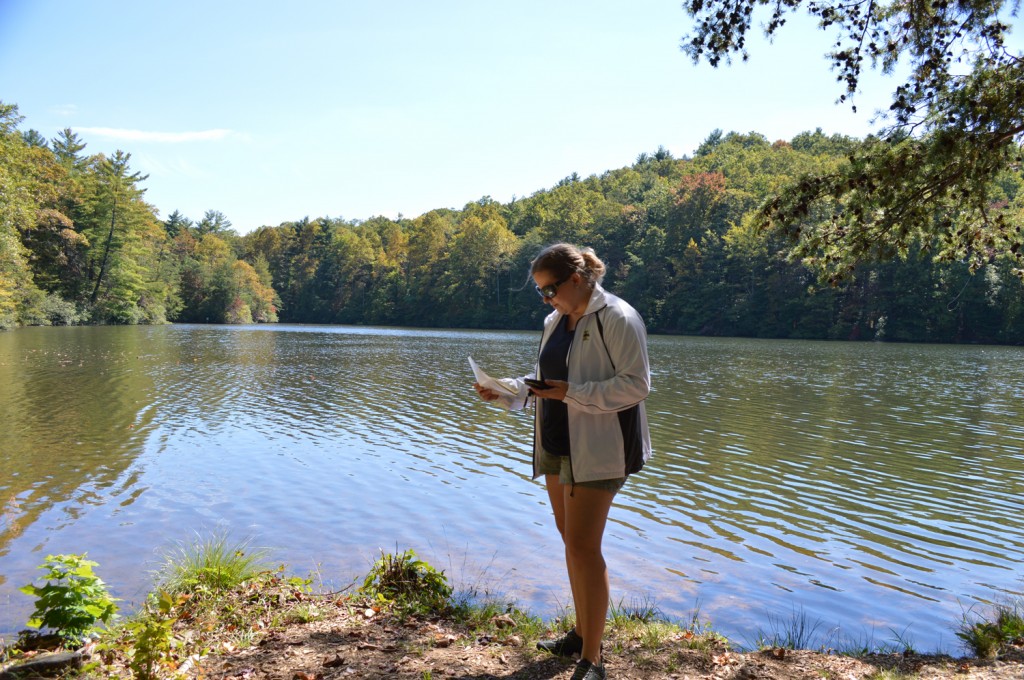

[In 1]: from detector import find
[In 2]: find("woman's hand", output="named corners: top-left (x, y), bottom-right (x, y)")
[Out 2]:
top-left (530, 379), bottom-right (568, 401)
top-left (473, 382), bottom-right (500, 402)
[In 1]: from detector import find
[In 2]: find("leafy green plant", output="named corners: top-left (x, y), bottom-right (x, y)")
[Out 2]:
top-left (121, 591), bottom-right (188, 680)
top-left (360, 548), bottom-right (453, 616)
top-left (19, 553), bottom-right (119, 645)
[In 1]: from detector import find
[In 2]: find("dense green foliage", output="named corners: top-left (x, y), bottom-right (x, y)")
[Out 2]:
top-left (3, 100), bottom-right (1022, 342)
top-left (360, 548), bottom-right (454, 617)
top-left (0, 102), bottom-right (277, 329)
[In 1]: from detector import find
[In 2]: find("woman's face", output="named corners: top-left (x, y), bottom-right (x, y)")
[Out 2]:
top-left (533, 269), bottom-right (586, 315)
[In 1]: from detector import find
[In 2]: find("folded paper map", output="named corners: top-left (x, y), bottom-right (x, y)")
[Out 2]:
top-left (468, 356), bottom-right (518, 395)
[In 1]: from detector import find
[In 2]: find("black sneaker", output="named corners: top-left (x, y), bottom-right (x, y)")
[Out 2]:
top-left (570, 658), bottom-right (606, 680)
top-left (536, 627), bottom-right (583, 658)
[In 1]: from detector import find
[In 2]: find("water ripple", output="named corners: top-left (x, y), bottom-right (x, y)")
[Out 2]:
top-left (2, 327), bottom-right (1023, 650)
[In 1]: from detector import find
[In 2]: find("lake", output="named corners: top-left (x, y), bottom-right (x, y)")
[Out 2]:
top-left (1, 324), bottom-right (1023, 652)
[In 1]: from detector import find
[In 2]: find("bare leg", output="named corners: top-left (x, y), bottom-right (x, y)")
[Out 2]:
top-left (544, 474), bottom-right (579, 623)
top-left (562, 484), bottom-right (615, 665)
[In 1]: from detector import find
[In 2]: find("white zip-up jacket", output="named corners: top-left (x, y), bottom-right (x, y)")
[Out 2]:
top-left (494, 284), bottom-right (652, 483)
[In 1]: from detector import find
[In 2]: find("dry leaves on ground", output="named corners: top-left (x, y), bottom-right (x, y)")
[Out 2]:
top-left (198, 598), bottom-right (1024, 680)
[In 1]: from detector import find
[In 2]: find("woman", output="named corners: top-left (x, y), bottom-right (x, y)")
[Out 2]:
top-left (473, 243), bottom-right (652, 680)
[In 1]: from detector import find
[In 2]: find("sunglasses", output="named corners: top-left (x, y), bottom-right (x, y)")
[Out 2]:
top-left (535, 275), bottom-right (571, 299)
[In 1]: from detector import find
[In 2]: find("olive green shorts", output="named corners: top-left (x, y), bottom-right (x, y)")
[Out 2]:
top-left (537, 448), bottom-right (626, 493)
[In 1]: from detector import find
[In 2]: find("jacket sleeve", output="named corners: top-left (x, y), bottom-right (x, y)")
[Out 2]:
top-left (564, 304), bottom-right (650, 414)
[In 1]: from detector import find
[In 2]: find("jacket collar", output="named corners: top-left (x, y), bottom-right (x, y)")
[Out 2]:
top-left (583, 283), bottom-right (609, 316)
top-left (543, 283), bottom-right (609, 334)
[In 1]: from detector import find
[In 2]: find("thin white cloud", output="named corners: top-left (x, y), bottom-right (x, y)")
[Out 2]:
top-left (135, 153), bottom-right (212, 180)
top-left (76, 127), bottom-right (237, 143)
top-left (50, 104), bottom-right (78, 117)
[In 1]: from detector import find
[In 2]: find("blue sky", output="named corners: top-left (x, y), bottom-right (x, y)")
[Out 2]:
top-left (0, 0), bottom-right (975, 233)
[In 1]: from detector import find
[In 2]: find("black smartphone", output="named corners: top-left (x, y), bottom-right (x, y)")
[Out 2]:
top-left (524, 378), bottom-right (548, 390)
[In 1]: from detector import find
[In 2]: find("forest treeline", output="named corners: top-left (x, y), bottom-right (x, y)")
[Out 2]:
top-left (3, 101), bottom-right (1023, 343)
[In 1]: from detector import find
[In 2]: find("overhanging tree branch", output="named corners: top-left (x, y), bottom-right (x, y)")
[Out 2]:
top-left (682, 0), bottom-right (1024, 283)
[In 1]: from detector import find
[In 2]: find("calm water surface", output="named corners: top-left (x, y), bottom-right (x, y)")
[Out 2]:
top-left (1, 325), bottom-right (1023, 651)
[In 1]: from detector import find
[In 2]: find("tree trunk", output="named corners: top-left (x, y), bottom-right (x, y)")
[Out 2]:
top-left (91, 193), bottom-right (116, 304)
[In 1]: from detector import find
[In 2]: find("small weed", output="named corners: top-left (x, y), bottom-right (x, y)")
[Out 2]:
top-left (19, 553), bottom-right (119, 645)
top-left (639, 621), bottom-right (678, 649)
top-left (609, 594), bottom-right (663, 626)
top-left (116, 591), bottom-right (189, 680)
top-left (607, 595), bottom-right (675, 650)
top-left (887, 625), bottom-right (916, 655)
top-left (752, 606), bottom-right (828, 651)
top-left (281, 603), bottom-right (324, 625)
top-left (452, 598), bottom-right (542, 644)
top-left (676, 618), bottom-right (728, 652)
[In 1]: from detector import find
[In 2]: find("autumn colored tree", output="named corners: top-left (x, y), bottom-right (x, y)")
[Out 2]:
top-left (4, 96), bottom-right (1024, 342)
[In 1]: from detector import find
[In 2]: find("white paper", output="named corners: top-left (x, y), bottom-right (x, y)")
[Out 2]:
top-left (468, 356), bottom-right (518, 395)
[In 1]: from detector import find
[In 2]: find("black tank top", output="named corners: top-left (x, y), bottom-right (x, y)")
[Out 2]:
top-left (538, 316), bottom-right (574, 456)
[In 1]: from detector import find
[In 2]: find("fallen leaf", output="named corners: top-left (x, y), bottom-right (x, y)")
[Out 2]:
top-left (491, 614), bottom-right (516, 629)
top-left (434, 633), bottom-right (459, 648)
top-left (323, 654), bottom-right (346, 668)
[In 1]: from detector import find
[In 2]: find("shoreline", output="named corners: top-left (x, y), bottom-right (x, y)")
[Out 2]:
top-left (3, 549), bottom-right (1023, 679)
top-left (4, 590), bottom-right (1024, 679)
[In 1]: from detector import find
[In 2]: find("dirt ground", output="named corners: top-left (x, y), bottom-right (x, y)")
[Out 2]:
top-left (198, 600), bottom-right (1024, 680)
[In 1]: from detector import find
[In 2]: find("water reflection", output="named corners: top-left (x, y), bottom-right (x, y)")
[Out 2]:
top-left (0, 327), bottom-right (161, 564)
top-left (1, 327), bottom-right (1022, 651)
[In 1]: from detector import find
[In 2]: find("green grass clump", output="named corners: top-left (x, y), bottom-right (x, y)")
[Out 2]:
top-left (957, 600), bottom-right (1024, 658)
top-left (154, 532), bottom-right (273, 595)
top-left (751, 606), bottom-right (830, 652)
